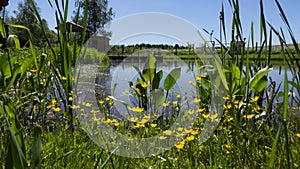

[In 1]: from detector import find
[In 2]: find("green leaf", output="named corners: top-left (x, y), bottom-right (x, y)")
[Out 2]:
top-left (151, 70), bottom-right (163, 91)
top-left (249, 66), bottom-right (272, 93)
top-left (151, 89), bottom-right (165, 110)
top-left (30, 126), bottom-right (42, 169)
top-left (164, 68), bottom-right (181, 91)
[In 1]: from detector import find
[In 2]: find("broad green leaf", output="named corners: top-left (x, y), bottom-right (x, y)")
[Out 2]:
top-left (30, 126), bottom-right (42, 169)
top-left (151, 70), bottom-right (163, 91)
top-left (249, 66), bottom-right (272, 93)
top-left (151, 89), bottom-right (165, 110)
top-left (164, 68), bottom-right (181, 91)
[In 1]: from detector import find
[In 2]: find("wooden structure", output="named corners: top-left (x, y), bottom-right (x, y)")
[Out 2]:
top-left (55, 22), bottom-right (92, 43)
top-left (230, 40), bottom-right (245, 55)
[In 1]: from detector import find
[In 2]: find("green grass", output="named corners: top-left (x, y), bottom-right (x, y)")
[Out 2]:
top-left (0, 0), bottom-right (300, 168)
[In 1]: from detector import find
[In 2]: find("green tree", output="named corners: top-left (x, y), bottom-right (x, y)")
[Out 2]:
top-left (72, 0), bottom-right (114, 35)
top-left (9, 0), bottom-right (56, 46)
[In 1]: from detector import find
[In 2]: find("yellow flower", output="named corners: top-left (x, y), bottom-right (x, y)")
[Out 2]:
top-left (202, 113), bottom-right (209, 119)
top-left (163, 130), bottom-right (173, 135)
top-left (224, 143), bottom-right (232, 149)
top-left (106, 118), bottom-right (113, 124)
top-left (175, 141), bottom-right (185, 149)
top-left (223, 96), bottom-right (230, 100)
top-left (52, 107), bottom-right (61, 112)
top-left (172, 101), bottom-right (178, 105)
top-left (195, 76), bottom-right (201, 81)
top-left (163, 102), bottom-right (170, 107)
top-left (141, 82), bottom-right (148, 88)
top-left (85, 103), bottom-right (92, 107)
top-left (251, 96), bottom-right (259, 103)
top-left (69, 105), bottom-right (80, 109)
top-left (30, 68), bottom-right (38, 73)
top-left (105, 97), bottom-right (110, 101)
top-left (128, 106), bottom-right (144, 113)
top-left (90, 109), bottom-right (100, 113)
top-left (62, 76), bottom-right (67, 80)
top-left (150, 123), bottom-right (157, 128)
top-left (187, 109), bottom-right (195, 115)
top-left (130, 85), bottom-right (135, 89)
top-left (210, 113), bottom-right (218, 120)
top-left (197, 108), bottom-right (205, 113)
top-left (159, 136), bottom-right (167, 140)
top-left (68, 97), bottom-right (73, 101)
top-left (224, 104), bottom-right (232, 109)
top-left (252, 105), bottom-right (260, 111)
top-left (177, 127), bottom-right (183, 132)
top-left (217, 126), bottom-right (223, 130)
top-left (99, 100), bottom-right (104, 104)
top-left (40, 79), bottom-right (46, 85)
top-left (129, 117), bottom-right (138, 123)
top-left (176, 94), bottom-right (181, 99)
top-left (295, 133), bottom-right (300, 138)
top-left (122, 89), bottom-right (129, 95)
top-left (186, 135), bottom-right (195, 141)
top-left (51, 99), bottom-right (57, 105)
top-left (114, 122), bottom-right (120, 127)
top-left (193, 98), bottom-right (201, 103)
top-left (190, 129), bottom-right (200, 135)
top-left (242, 114), bottom-right (255, 120)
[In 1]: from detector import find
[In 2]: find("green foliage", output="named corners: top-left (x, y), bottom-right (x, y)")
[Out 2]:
top-left (72, 0), bottom-right (114, 34)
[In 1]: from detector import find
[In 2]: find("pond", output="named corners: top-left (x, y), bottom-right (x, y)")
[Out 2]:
top-left (86, 56), bottom-right (300, 119)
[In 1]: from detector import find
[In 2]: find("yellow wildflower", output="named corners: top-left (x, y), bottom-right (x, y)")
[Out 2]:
top-left (163, 130), bottom-right (173, 135)
top-left (106, 118), bottom-right (113, 124)
top-left (176, 94), bottom-right (181, 99)
top-left (210, 113), bottom-right (218, 120)
top-left (69, 105), bottom-right (80, 109)
top-left (128, 106), bottom-right (144, 113)
top-left (105, 97), bottom-right (110, 101)
top-left (295, 133), bottom-right (300, 138)
top-left (187, 109), bottom-right (195, 115)
top-left (193, 98), bottom-right (201, 103)
top-left (251, 96), bottom-right (259, 103)
top-left (163, 102), bottom-right (170, 107)
top-left (190, 129), bottom-right (200, 135)
top-left (129, 117), bottom-right (138, 123)
top-left (224, 104), bottom-right (232, 109)
top-left (197, 108), bottom-right (205, 113)
top-left (30, 68), bottom-right (38, 73)
top-left (114, 122), bottom-right (120, 127)
top-left (224, 143), bottom-right (232, 149)
top-left (141, 82), bottom-right (149, 88)
top-left (85, 103), bottom-right (92, 107)
top-left (122, 89), bottom-right (129, 95)
top-left (150, 123), bottom-right (157, 128)
top-left (90, 109), bottom-right (100, 113)
top-left (202, 113), bottom-right (209, 119)
top-left (175, 141), bottom-right (185, 149)
top-left (51, 99), bottom-right (57, 105)
top-left (186, 135), bottom-right (195, 141)
top-left (62, 76), bottom-right (67, 80)
top-left (159, 136), bottom-right (167, 140)
top-left (217, 126), bottom-right (223, 130)
top-left (52, 107), bottom-right (61, 112)
top-left (195, 76), bottom-right (201, 81)
top-left (68, 97), bottom-right (73, 101)
top-left (172, 101), bottom-right (178, 105)
top-left (242, 114), bottom-right (255, 120)
top-left (223, 96), bottom-right (230, 100)
top-left (99, 100), bottom-right (104, 104)
top-left (177, 127), bottom-right (184, 132)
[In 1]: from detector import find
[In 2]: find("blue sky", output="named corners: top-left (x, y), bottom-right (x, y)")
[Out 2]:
top-left (6, 0), bottom-right (300, 46)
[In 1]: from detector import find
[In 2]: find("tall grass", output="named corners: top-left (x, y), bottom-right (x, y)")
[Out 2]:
top-left (0, 0), bottom-right (299, 168)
